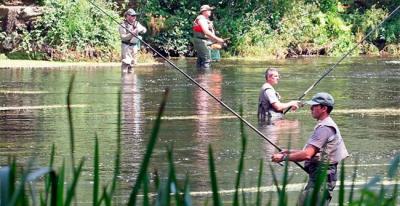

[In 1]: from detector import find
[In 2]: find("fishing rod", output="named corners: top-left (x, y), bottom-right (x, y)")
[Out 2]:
top-left (284, 4), bottom-right (400, 114)
top-left (87, 0), bottom-right (307, 172)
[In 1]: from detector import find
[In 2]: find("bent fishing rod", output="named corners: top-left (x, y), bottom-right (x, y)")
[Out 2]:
top-left (284, 4), bottom-right (400, 114)
top-left (87, 0), bottom-right (306, 172)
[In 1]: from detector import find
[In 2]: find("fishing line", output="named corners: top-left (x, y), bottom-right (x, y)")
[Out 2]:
top-left (87, 0), bottom-right (306, 171)
top-left (284, 4), bottom-right (400, 114)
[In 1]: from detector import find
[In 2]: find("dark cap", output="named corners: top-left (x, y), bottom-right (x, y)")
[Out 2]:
top-left (305, 92), bottom-right (334, 107)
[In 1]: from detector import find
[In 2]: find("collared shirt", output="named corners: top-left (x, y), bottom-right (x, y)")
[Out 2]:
top-left (305, 116), bottom-right (349, 164)
top-left (119, 20), bottom-right (147, 44)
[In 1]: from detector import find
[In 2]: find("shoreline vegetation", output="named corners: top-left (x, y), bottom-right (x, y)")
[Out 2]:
top-left (1, 1), bottom-right (400, 62)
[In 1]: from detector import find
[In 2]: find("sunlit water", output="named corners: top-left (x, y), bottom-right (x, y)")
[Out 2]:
top-left (0, 57), bottom-right (399, 204)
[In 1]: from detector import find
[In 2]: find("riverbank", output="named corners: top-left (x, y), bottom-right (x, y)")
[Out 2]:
top-left (0, 59), bottom-right (163, 68)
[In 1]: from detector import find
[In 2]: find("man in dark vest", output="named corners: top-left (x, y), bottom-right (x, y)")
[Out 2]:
top-left (258, 68), bottom-right (300, 123)
top-left (271, 92), bottom-right (349, 205)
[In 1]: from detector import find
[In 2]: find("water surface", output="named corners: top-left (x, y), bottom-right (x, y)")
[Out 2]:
top-left (0, 57), bottom-right (399, 204)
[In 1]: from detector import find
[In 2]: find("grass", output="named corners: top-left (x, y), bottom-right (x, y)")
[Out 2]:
top-left (0, 76), bottom-right (399, 205)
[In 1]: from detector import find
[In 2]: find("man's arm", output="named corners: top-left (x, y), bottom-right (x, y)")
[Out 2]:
top-left (198, 18), bottom-right (224, 43)
top-left (271, 101), bottom-right (300, 112)
top-left (119, 24), bottom-right (134, 41)
top-left (136, 22), bottom-right (147, 34)
top-left (271, 145), bottom-right (318, 163)
top-left (264, 89), bottom-right (299, 112)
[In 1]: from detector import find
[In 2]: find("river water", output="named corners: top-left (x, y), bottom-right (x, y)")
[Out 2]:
top-left (0, 57), bottom-right (399, 204)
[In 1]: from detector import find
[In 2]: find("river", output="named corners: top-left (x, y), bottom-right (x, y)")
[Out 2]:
top-left (0, 57), bottom-right (399, 204)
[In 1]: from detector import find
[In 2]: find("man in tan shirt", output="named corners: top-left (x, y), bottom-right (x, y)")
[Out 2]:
top-left (272, 92), bottom-right (349, 205)
top-left (119, 9), bottom-right (147, 73)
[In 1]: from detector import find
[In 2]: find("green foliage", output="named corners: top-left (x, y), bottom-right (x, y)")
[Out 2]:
top-left (208, 145), bottom-right (222, 206)
top-left (384, 17), bottom-right (400, 43)
top-left (141, 0), bottom-right (399, 57)
top-left (17, 0), bottom-right (120, 61)
top-left (221, 2), bottom-right (359, 58)
top-left (141, 0), bottom-right (196, 56)
top-left (306, 0), bottom-right (339, 13)
top-left (2, 0), bottom-right (400, 59)
top-left (350, 6), bottom-right (387, 42)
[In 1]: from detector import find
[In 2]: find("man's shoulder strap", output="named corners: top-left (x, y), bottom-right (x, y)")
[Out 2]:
top-left (261, 83), bottom-right (273, 91)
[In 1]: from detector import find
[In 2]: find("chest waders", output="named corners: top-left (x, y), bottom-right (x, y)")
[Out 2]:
top-left (258, 88), bottom-right (271, 122)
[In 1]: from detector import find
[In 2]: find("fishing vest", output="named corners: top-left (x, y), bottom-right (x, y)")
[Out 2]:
top-left (192, 15), bottom-right (211, 39)
top-left (120, 20), bottom-right (141, 45)
top-left (306, 116), bottom-right (349, 164)
top-left (257, 83), bottom-right (283, 121)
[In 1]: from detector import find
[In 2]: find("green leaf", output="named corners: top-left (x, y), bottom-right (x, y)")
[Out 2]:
top-left (128, 88), bottom-right (169, 205)
top-left (57, 160), bottom-right (65, 206)
top-left (339, 160), bottom-right (345, 206)
top-left (0, 166), bottom-right (11, 205)
top-left (93, 134), bottom-right (100, 206)
top-left (233, 106), bottom-right (247, 206)
top-left (388, 154), bottom-right (400, 179)
top-left (67, 74), bottom-right (76, 167)
top-left (348, 157), bottom-right (358, 203)
top-left (256, 159), bottom-right (263, 206)
top-left (208, 145), bottom-right (222, 206)
top-left (64, 158), bottom-right (85, 206)
top-left (183, 174), bottom-right (192, 206)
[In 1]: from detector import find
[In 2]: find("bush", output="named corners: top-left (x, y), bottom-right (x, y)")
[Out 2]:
top-left (223, 2), bottom-right (358, 57)
top-left (15, 0), bottom-right (121, 61)
top-left (2, 0), bottom-right (400, 60)
top-left (141, 0), bottom-right (197, 57)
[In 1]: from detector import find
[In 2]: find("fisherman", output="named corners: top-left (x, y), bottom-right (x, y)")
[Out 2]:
top-left (192, 5), bottom-right (224, 69)
top-left (119, 8), bottom-right (147, 73)
top-left (258, 68), bottom-right (300, 123)
top-left (271, 92), bottom-right (349, 205)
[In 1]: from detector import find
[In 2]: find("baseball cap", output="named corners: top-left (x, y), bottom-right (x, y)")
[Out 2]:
top-left (200, 5), bottom-right (214, 13)
top-left (125, 9), bottom-right (139, 16)
top-left (305, 92), bottom-right (334, 107)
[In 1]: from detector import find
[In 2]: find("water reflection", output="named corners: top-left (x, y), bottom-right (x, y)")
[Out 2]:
top-left (121, 72), bottom-right (145, 169)
top-left (192, 69), bottom-right (223, 186)
top-left (258, 119), bottom-right (301, 157)
top-left (0, 69), bottom-right (44, 163)
top-left (193, 69), bottom-right (223, 142)
top-left (121, 72), bottom-right (142, 135)
top-left (0, 57), bottom-right (398, 204)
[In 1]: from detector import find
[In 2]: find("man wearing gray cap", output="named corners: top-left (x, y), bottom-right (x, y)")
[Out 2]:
top-left (271, 92), bottom-right (349, 205)
top-left (119, 8), bottom-right (147, 73)
top-left (192, 5), bottom-right (224, 69)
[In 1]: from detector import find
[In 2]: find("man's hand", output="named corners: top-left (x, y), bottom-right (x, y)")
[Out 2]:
top-left (215, 37), bottom-right (224, 43)
top-left (271, 153), bottom-right (286, 163)
top-left (289, 101), bottom-right (301, 111)
top-left (131, 28), bottom-right (139, 35)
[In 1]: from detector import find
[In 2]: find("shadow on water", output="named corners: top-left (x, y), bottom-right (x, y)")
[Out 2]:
top-left (0, 57), bottom-right (399, 203)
